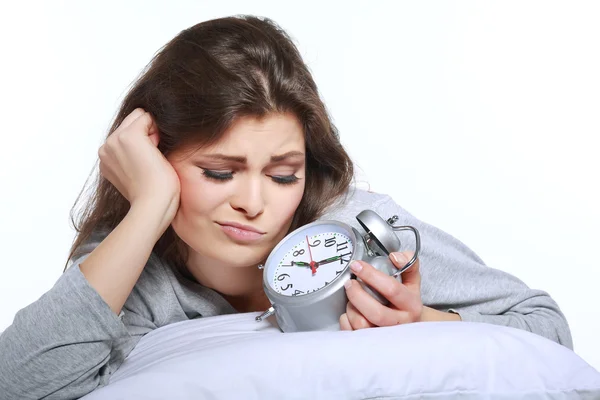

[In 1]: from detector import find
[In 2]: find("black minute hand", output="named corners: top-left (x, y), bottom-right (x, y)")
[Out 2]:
top-left (314, 256), bottom-right (342, 266)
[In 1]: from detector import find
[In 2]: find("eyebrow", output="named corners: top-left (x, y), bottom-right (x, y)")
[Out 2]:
top-left (201, 151), bottom-right (305, 163)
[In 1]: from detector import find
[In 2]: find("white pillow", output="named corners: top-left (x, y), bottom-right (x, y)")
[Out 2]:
top-left (82, 313), bottom-right (600, 400)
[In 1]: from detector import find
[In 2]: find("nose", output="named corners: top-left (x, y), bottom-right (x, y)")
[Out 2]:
top-left (229, 176), bottom-right (265, 218)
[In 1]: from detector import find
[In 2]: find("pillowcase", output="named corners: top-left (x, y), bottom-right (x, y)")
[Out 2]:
top-left (82, 312), bottom-right (600, 400)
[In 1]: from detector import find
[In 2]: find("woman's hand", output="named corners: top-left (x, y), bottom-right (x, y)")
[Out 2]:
top-left (98, 108), bottom-right (181, 231)
top-left (340, 252), bottom-right (424, 330)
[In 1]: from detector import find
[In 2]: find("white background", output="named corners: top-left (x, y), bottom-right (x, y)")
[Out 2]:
top-left (0, 1), bottom-right (598, 371)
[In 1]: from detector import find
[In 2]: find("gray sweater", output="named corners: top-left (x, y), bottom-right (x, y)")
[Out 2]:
top-left (0, 188), bottom-right (573, 399)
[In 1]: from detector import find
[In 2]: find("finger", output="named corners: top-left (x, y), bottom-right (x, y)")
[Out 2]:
top-left (135, 113), bottom-right (160, 148)
top-left (130, 111), bottom-right (158, 137)
top-left (345, 273), bottom-right (413, 326)
top-left (148, 130), bottom-right (160, 147)
top-left (98, 159), bottom-right (107, 178)
top-left (117, 108), bottom-right (146, 132)
top-left (390, 252), bottom-right (421, 292)
top-left (346, 301), bottom-right (375, 330)
top-left (350, 260), bottom-right (414, 309)
top-left (339, 313), bottom-right (353, 331)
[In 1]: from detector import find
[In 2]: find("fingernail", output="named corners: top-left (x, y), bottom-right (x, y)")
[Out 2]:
top-left (391, 252), bottom-right (407, 264)
top-left (350, 260), bottom-right (363, 273)
top-left (344, 279), bottom-right (353, 289)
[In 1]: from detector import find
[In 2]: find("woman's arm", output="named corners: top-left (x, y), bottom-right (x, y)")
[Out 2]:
top-left (0, 203), bottom-right (170, 399)
top-left (420, 306), bottom-right (461, 321)
top-left (80, 200), bottom-right (173, 314)
top-left (375, 194), bottom-right (573, 349)
top-left (0, 109), bottom-right (181, 398)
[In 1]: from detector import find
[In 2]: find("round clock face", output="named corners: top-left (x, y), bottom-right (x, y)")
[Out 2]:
top-left (265, 222), bottom-right (355, 297)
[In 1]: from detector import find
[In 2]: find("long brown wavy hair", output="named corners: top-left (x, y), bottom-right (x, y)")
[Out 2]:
top-left (66, 15), bottom-right (354, 271)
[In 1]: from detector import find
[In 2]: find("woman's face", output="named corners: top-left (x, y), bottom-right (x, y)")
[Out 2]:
top-left (168, 113), bottom-right (306, 276)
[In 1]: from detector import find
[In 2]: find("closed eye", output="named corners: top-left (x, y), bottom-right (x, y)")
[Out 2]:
top-left (202, 169), bottom-right (234, 181)
top-left (270, 175), bottom-right (300, 185)
top-left (202, 169), bottom-right (300, 186)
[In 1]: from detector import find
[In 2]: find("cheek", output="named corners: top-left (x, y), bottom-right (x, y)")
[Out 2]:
top-left (271, 183), bottom-right (306, 227)
top-left (173, 172), bottom-right (224, 226)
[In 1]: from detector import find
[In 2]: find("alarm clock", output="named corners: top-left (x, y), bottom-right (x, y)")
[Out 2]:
top-left (256, 209), bottom-right (421, 332)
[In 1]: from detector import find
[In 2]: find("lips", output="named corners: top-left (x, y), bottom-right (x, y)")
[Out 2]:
top-left (216, 221), bottom-right (266, 234)
top-left (217, 221), bottom-right (266, 243)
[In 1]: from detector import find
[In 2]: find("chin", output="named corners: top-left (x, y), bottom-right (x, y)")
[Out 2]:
top-left (180, 221), bottom-right (286, 268)
top-left (187, 233), bottom-right (270, 268)
top-left (222, 243), bottom-right (273, 268)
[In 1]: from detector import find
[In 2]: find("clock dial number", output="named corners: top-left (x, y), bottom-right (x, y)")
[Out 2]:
top-left (276, 273), bottom-right (293, 291)
top-left (335, 240), bottom-right (352, 264)
top-left (305, 235), bottom-right (318, 275)
top-left (339, 253), bottom-right (352, 264)
top-left (292, 249), bottom-right (305, 257)
top-left (273, 231), bottom-right (354, 296)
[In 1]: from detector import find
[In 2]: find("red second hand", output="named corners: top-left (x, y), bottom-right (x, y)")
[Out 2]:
top-left (306, 235), bottom-right (317, 275)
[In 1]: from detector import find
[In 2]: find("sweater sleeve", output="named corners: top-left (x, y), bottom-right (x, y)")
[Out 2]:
top-left (375, 194), bottom-right (574, 350)
top-left (0, 260), bottom-right (156, 400)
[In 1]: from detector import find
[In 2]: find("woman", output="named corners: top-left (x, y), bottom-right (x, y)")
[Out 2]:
top-left (0, 15), bottom-right (572, 399)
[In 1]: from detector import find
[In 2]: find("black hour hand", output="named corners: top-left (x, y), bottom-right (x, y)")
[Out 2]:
top-left (291, 261), bottom-right (311, 267)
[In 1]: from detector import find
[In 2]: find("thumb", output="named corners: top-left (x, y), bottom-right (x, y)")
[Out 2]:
top-left (390, 252), bottom-right (421, 290)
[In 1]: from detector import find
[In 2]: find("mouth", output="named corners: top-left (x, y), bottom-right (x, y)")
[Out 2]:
top-left (216, 221), bottom-right (266, 234)
top-left (216, 221), bottom-right (266, 243)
